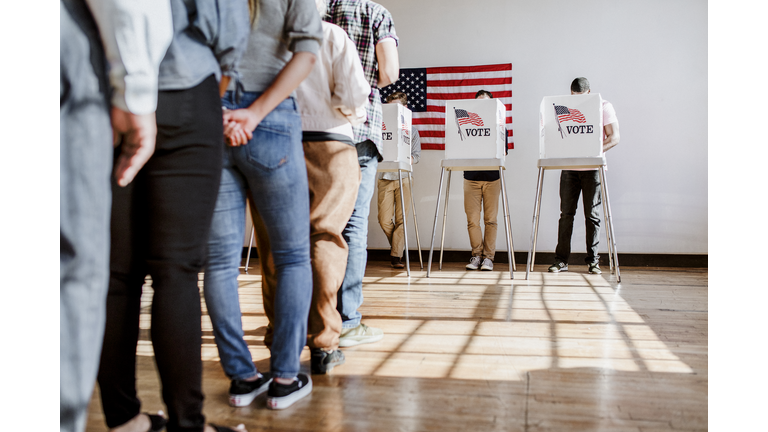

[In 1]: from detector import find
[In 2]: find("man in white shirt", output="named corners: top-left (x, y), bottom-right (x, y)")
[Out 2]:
top-left (548, 77), bottom-right (620, 275)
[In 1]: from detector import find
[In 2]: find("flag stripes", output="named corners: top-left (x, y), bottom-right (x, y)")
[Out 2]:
top-left (380, 63), bottom-right (513, 150)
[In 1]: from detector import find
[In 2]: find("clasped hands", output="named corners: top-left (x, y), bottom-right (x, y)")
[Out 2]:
top-left (223, 107), bottom-right (263, 147)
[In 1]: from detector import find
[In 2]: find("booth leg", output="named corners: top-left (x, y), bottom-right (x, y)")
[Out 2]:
top-left (439, 171), bottom-right (453, 270)
top-left (499, 168), bottom-right (514, 279)
top-left (245, 226), bottom-right (255, 274)
top-left (526, 167), bottom-right (545, 280)
top-left (600, 180), bottom-right (615, 274)
top-left (409, 172), bottom-right (424, 269)
top-left (398, 170), bottom-right (410, 276)
top-left (599, 167), bottom-right (620, 282)
top-left (427, 167), bottom-right (446, 278)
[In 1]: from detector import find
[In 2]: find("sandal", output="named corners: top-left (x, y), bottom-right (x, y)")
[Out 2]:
top-left (145, 413), bottom-right (167, 432)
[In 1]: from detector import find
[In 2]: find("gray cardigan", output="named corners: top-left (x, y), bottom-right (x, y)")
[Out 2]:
top-left (235, 0), bottom-right (323, 94)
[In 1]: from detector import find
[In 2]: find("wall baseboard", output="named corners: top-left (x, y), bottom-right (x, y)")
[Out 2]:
top-left (242, 248), bottom-right (708, 268)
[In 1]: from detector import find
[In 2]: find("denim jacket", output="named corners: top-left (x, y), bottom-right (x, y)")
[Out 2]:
top-left (158, 0), bottom-right (250, 91)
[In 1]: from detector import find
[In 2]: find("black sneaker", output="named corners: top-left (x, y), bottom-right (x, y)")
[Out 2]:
top-left (266, 373), bottom-right (312, 410)
top-left (548, 261), bottom-right (568, 273)
top-left (588, 262), bottom-right (602, 274)
top-left (311, 348), bottom-right (345, 374)
top-left (228, 373), bottom-right (272, 407)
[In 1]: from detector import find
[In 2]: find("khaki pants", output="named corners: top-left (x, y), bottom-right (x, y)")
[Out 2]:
top-left (463, 179), bottom-right (501, 260)
top-left (254, 140), bottom-right (360, 350)
top-left (377, 177), bottom-right (412, 258)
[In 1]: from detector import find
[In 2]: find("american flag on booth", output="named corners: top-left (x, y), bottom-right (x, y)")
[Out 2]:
top-left (455, 108), bottom-right (484, 127)
top-left (380, 63), bottom-right (513, 150)
top-left (554, 105), bottom-right (586, 123)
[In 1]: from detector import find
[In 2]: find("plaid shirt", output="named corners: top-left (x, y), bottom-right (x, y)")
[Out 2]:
top-left (325, 0), bottom-right (398, 153)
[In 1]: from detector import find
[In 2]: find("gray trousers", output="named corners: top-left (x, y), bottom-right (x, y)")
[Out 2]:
top-left (60, 1), bottom-right (113, 431)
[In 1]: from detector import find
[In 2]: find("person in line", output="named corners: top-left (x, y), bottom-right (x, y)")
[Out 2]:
top-left (60, 0), bottom-right (172, 431)
top-left (549, 77), bottom-right (620, 275)
top-left (95, 0), bottom-right (251, 430)
top-left (463, 90), bottom-right (507, 272)
top-left (253, 0), bottom-right (372, 375)
top-left (202, 0), bottom-right (322, 410)
top-left (377, 91), bottom-right (421, 269)
top-left (326, 0), bottom-right (399, 348)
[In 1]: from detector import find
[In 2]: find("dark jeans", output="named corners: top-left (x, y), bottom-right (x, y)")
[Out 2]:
top-left (555, 170), bottom-right (601, 265)
top-left (97, 75), bottom-right (223, 432)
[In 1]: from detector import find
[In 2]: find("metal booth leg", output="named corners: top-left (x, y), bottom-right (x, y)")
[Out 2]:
top-left (599, 167), bottom-right (620, 282)
top-left (398, 169), bottom-right (410, 276)
top-left (409, 172), bottom-right (424, 269)
top-left (245, 226), bottom-right (255, 274)
top-left (427, 167), bottom-right (446, 277)
top-left (526, 167), bottom-right (545, 280)
top-left (600, 177), bottom-right (615, 274)
top-left (438, 170), bottom-right (453, 270)
top-left (499, 167), bottom-right (514, 279)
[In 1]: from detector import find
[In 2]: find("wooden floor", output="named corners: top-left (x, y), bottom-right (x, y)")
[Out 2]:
top-left (86, 261), bottom-right (708, 431)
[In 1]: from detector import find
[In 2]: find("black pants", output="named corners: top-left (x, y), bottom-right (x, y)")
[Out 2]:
top-left (97, 75), bottom-right (223, 432)
top-left (555, 170), bottom-right (602, 265)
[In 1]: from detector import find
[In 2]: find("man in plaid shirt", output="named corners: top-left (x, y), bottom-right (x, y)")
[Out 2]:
top-left (325, 0), bottom-right (399, 348)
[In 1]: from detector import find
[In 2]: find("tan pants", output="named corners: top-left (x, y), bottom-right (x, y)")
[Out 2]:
top-left (377, 177), bottom-right (412, 258)
top-left (463, 179), bottom-right (501, 260)
top-left (254, 140), bottom-right (360, 350)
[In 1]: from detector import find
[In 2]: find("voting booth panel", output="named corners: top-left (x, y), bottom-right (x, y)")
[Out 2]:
top-left (444, 99), bottom-right (506, 162)
top-left (539, 93), bottom-right (603, 159)
top-left (381, 103), bottom-right (413, 164)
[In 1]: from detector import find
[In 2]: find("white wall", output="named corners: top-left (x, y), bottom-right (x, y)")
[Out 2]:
top-left (365, 0), bottom-right (707, 255)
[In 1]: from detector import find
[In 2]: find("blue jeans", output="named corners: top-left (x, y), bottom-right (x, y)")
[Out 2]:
top-left (204, 92), bottom-right (311, 379)
top-left (60, 1), bottom-right (112, 431)
top-left (337, 140), bottom-right (379, 328)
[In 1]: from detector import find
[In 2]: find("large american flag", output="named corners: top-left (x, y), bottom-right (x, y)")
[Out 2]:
top-left (380, 63), bottom-right (513, 150)
top-left (554, 105), bottom-right (586, 123)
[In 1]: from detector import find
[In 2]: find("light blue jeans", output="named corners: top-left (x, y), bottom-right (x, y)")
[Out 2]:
top-left (60, 1), bottom-right (112, 430)
top-left (204, 92), bottom-right (311, 380)
top-left (337, 141), bottom-right (379, 329)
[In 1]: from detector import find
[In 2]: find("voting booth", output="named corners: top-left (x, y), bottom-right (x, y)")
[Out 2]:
top-left (426, 98), bottom-right (516, 279)
top-left (539, 93), bottom-right (603, 159)
top-left (381, 103), bottom-right (413, 164)
top-left (378, 103), bottom-right (422, 275)
top-left (526, 93), bottom-right (621, 281)
top-left (445, 99), bottom-right (507, 161)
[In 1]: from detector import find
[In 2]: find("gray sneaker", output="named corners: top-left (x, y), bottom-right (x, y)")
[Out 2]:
top-left (480, 258), bottom-right (493, 271)
top-left (548, 261), bottom-right (568, 273)
top-left (588, 262), bottom-right (602, 274)
top-left (311, 348), bottom-right (345, 374)
top-left (466, 256), bottom-right (482, 270)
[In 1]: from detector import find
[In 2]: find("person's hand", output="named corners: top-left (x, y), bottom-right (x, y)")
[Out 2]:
top-left (223, 120), bottom-right (251, 147)
top-left (111, 107), bottom-right (157, 187)
top-left (223, 108), bottom-right (262, 146)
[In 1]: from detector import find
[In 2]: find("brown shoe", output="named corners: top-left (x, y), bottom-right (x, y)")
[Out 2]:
top-left (391, 256), bottom-right (404, 268)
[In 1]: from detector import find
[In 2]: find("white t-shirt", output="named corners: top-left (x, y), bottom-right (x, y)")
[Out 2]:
top-left (570, 98), bottom-right (617, 171)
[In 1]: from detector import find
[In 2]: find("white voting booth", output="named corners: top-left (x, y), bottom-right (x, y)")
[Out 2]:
top-left (426, 98), bottom-right (516, 279)
top-left (378, 103), bottom-right (422, 276)
top-left (526, 93), bottom-right (620, 281)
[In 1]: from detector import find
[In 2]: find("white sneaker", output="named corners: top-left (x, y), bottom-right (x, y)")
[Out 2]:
top-left (338, 323), bottom-right (384, 347)
top-left (480, 258), bottom-right (493, 271)
top-left (466, 256), bottom-right (482, 270)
